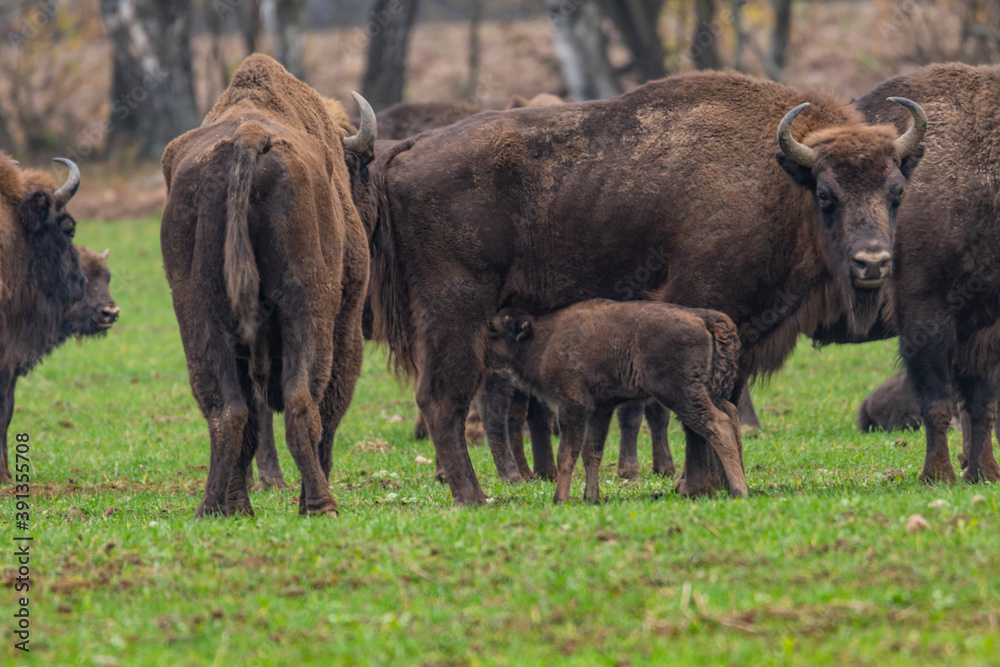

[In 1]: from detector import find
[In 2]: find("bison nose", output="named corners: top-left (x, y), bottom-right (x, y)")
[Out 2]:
top-left (851, 249), bottom-right (891, 284)
top-left (101, 305), bottom-right (120, 323)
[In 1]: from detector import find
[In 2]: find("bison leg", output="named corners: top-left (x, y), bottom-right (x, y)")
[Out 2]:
top-left (554, 406), bottom-right (587, 503)
top-left (225, 368), bottom-right (259, 517)
top-left (253, 404), bottom-right (288, 490)
top-left (645, 401), bottom-right (675, 477)
top-left (508, 388), bottom-right (535, 480)
top-left (955, 375), bottom-right (1000, 484)
top-left (616, 402), bottom-right (643, 479)
top-left (737, 387), bottom-right (761, 432)
top-left (0, 371), bottom-right (14, 484)
top-left (413, 405), bottom-right (428, 440)
top-left (582, 410), bottom-right (613, 504)
top-left (416, 339), bottom-right (487, 506)
top-left (478, 370), bottom-right (523, 483)
top-left (527, 396), bottom-right (556, 481)
top-left (906, 342), bottom-right (957, 484)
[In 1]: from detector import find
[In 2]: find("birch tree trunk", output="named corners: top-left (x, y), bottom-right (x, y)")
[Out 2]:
top-left (546, 0), bottom-right (622, 101)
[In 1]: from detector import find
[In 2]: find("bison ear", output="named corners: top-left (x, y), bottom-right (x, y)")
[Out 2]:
top-left (775, 150), bottom-right (815, 188)
top-left (19, 190), bottom-right (55, 235)
top-left (514, 317), bottom-right (532, 342)
top-left (899, 144), bottom-right (924, 179)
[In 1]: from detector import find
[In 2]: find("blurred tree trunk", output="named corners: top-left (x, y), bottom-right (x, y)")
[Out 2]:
top-left (546, 0), bottom-right (622, 101)
top-left (0, 112), bottom-right (15, 154)
top-left (598, 0), bottom-right (668, 82)
top-left (771, 0), bottom-right (793, 69)
top-left (691, 0), bottom-right (721, 70)
top-left (100, 0), bottom-right (200, 160)
top-left (274, 0), bottom-right (307, 79)
top-left (199, 0), bottom-right (229, 108)
top-left (462, 0), bottom-right (485, 100)
top-left (361, 0), bottom-right (421, 112)
top-left (238, 0), bottom-right (263, 55)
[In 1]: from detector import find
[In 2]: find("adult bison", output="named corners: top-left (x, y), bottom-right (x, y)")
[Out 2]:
top-left (366, 70), bottom-right (926, 505)
top-left (160, 54), bottom-right (375, 517)
top-left (0, 156), bottom-right (87, 482)
top-left (854, 63), bottom-right (1000, 483)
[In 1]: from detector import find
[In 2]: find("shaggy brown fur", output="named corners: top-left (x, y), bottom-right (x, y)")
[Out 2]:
top-left (160, 54), bottom-right (372, 517)
top-left (364, 70), bottom-right (924, 505)
top-left (487, 300), bottom-right (746, 503)
top-left (0, 155), bottom-right (87, 482)
top-left (855, 63), bottom-right (1000, 484)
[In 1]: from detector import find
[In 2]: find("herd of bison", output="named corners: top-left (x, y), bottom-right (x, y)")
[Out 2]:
top-left (2, 53), bottom-right (1000, 517)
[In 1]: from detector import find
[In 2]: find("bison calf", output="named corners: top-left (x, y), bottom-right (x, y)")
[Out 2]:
top-left (487, 300), bottom-right (747, 503)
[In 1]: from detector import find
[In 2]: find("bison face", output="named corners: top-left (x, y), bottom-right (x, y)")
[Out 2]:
top-left (64, 247), bottom-right (119, 337)
top-left (487, 308), bottom-right (534, 365)
top-left (20, 189), bottom-right (86, 307)
top-left (775, 99), bottom-right (925, 334)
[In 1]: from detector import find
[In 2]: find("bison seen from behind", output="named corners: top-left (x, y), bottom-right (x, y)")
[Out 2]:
top-left (365, 70), bottom-right (926, 505)
top-left (160, 55), bottom-right (375, 517)
top-left (487, 300), bottom-right (746, 503)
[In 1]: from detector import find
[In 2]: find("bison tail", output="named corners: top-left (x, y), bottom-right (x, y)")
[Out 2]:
top-left (224, 125), bottom-right (268, 343)
top-left (702, 311), bottom-right (741, 407)
top-left (369, 138), bottom-right (419, 379)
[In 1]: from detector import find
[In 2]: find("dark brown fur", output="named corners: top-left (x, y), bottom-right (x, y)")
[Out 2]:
top-left (364, 70), bottom-right (923, 505)
top-left (487, 300), bottom-right (746, 503)
top-left (855, 63), bottom-right (1000, 483)
top-left (0, 156), bottom-right (87, 482)
top-left (160, 54), bottom-right (369, 517)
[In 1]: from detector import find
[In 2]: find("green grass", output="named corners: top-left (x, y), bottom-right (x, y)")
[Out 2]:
top-left (2, 218), bottom-right (998, 666)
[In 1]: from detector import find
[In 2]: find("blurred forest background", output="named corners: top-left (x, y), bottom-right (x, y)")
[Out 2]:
top-left (2, 0), bottom-right (999, 219)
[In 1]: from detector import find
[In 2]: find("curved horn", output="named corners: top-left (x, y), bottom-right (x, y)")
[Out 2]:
top-left (342, 91), bottom-right (377, 158)
top-left (777, 102), bottom-right (816, 168)
top-left (888, 97), bottom-right (927, 159)
top-left (101, 248), bottom-right (110, 260)
top-left (52, 157), bottom-right (80, 207)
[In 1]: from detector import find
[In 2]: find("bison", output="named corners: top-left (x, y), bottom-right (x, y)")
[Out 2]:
top-left (0, 156), bottom-right (87, 482)
top-left (854, 63), bottom-right (1000, 484)
top-left (365, 70), bottom-right (926, 505)
top-left (160, 54), bottom-right (375, 517)
top-left (487, 300), bottom-right (746, 503)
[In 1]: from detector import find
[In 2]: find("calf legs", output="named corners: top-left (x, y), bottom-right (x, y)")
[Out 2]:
top-left (478, 370), bottom-right (524, 483)
top-left (582, 411), bottom-right (613, 503)
top-left (527, 397), bottom-right (556, 480)
top-left (646, 402), bottom-right (675, 476)
top-left (616, 402), bottom-right (675, 478)
top-left (554, 406), bottom-right (587, 503)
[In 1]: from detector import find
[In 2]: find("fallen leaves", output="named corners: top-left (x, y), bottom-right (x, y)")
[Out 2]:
top-left (906, 514), bottom-right (931, 532)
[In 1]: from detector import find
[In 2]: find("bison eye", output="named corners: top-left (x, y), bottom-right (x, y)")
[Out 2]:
top-left (816, 189), bottom-right (835, 212)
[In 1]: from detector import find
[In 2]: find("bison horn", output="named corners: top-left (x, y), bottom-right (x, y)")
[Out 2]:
top-left (101, 248), bottom-right (110, 260)
top-left (777, 102), bottom-right (816, 169)
top-left (342, 91), bottom-right (377, 158)
top-left (52, 157), bottom-right (80, 207)
top-left (887, 97), bottom-right (927, 159)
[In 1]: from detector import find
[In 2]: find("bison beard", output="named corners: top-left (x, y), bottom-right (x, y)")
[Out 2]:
top-left (364, 70), bottom-right (925, 506)
top-left (855, 63), bottom-right (1000, 485)
top-left (160, 54), bottom-right (375, 517)
top-left (0, 157), bottom-right (87, 483)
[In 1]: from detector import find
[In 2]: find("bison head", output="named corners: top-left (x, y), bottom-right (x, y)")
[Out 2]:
top-left (64, 247), bottom-right (119, 338)
top-left (20, 158), bottom-right (86, 308)
top-left (775, 98), bottom-right (925, 334)
top-left (487, 308), bottom-right (534, 365)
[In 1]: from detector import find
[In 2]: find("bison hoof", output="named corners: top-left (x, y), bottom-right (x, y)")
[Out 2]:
top-left (652, 462), bottom-right (677, 478)
top-left (957, 451), bottom-right (969, 469)
top-left (498, 470), bottom-right (524, 484)
top-left (195, 500), bottom-right (226, 518)
top-left (674, 474), bottom-right (716, 499)
top-left (434, 466), bottom-right (447, 484)
top-left (299, 497), bottom-right (339, 516)
top-left (965, 461), bottom-right (1000, 484)
top-left (918, 466), bottom-right (957, 485)
top-left (0, 468), bottom-right (12, 484)
top-left (617, 462), bottom-right (641, 480)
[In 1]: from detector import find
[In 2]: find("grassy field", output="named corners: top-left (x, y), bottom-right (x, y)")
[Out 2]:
top-left (1, 218), bottom-right (997, 666)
